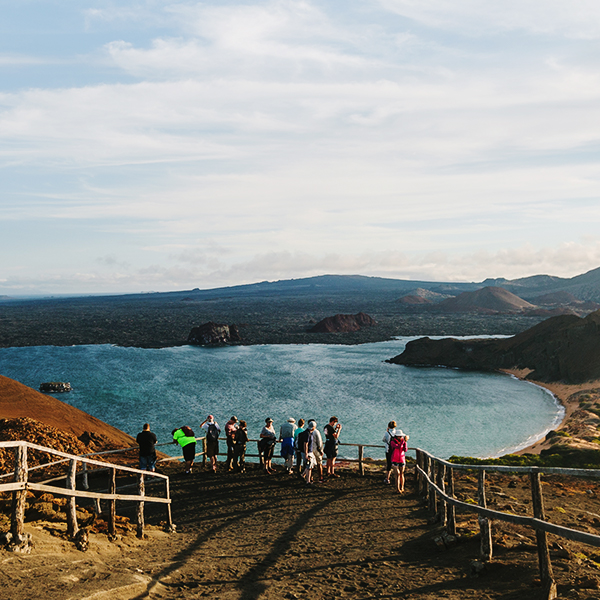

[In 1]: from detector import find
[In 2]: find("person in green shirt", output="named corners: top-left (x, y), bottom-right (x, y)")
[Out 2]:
top-left (172, 426), bottom-right (196, 474)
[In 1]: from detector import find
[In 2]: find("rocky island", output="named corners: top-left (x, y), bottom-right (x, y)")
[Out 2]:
top-left (388, 309), bottom-right (600, 384)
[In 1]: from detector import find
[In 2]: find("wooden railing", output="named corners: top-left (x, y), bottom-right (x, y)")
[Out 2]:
top-left (414, 448), bottom-right (600, 600)
top-left (0, 441), bottom-right (172, 552)
top-left (158, 438), bottom-right (385, 474)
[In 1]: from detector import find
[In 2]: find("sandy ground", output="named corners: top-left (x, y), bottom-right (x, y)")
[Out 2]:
top-left (3, 462), bottom-right (600, 600)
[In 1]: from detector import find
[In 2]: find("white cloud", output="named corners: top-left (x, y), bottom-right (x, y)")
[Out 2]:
top-left (2, 1), bottom-right (600, 294)
top-left (378, 0), bottom-right (600, 38)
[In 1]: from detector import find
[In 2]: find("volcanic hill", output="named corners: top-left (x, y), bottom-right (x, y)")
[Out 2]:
top-left (434, 286), bottom-right (535, 314)
top-left (308, 312), bottom-right (377, 333)
top-left (0, 375), bottom-right (135, 450)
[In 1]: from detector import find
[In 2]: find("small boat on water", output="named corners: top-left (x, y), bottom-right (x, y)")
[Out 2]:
top-left (39, 382), bottom-right (72, 393)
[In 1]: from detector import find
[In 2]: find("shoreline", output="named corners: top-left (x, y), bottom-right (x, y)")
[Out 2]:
top-left (500, 368), bottom-right (600, 456)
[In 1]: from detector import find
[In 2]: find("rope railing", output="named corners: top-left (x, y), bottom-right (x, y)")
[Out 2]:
top-left (0, 440), bottom-right (173, 551)
top-left (413, 448), bottom-right (600, 600)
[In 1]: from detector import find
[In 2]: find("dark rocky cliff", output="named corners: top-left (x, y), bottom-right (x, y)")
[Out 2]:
top-left (187, 322), bottom-right (241, 345)
top-left (388, 309), bottom-right (600, 384)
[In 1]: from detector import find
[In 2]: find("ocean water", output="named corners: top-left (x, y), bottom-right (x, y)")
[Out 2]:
top-left (0, 338), bottom-right (563, 460)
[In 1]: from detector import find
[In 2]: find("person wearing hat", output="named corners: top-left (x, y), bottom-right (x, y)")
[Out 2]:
top-left (389, 429), bottom-right (409, 493)
top-left (259, 417), bottom-right (277, 474)
top-left (279, 417), bottom-right (297, 474)
top-left (300, 420), bottom-right (320, 485)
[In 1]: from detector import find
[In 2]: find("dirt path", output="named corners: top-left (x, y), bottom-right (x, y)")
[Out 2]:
top-left (3, 464), bottom-right (600, 600)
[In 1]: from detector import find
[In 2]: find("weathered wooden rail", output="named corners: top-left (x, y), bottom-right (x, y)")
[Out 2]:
top-left (157, 438), bottom-right (385, 474)
top-left (0, 440), bottom-right (172, 552)
top-left (415, 448), bottom-right (600, 600)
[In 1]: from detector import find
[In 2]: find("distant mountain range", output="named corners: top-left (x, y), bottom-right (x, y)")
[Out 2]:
top-left (110, 266), bottom-right (600, 305)
top-left (7, 267), bottom-right (600, 308)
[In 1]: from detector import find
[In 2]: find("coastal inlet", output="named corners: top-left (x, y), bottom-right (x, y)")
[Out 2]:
top-left (0, 338), bottom-right (562, 460)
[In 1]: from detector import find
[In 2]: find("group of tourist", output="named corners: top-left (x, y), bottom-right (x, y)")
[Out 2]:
top-left (136, 416), bottom-right (409, 492)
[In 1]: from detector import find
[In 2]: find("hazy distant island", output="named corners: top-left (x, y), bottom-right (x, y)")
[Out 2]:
top-left (3, 267), bottom-right (600, 348)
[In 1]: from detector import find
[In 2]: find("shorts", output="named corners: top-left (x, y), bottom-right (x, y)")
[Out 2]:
top-left (313, 450), bottom-right (323, 466)
top-left (182, 442), bottom-right (196, 462)
top-left (324, 439), bottom-right (338, 459)
top-left (206, 440), bottom-right (219, 457)
top-left (392, 461), bottom-right (405, 468)
top-left (139, 454), bottom-right (156, 471)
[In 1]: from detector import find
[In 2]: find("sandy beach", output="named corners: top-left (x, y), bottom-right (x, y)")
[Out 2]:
top-left (501, 368), bottom-right (600, 456)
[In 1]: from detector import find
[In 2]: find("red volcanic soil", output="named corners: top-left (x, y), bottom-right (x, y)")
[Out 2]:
top-left (0, 375), bottom-right (135, 449)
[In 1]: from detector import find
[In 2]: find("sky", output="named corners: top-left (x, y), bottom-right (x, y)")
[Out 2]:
top-left (2, 0), bottom-right (600, 295)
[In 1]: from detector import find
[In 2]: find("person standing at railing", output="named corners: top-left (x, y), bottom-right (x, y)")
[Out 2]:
top-left (301, 420), bottom-right (318, 484)
top-left (224, 416), bottom-right (239, 472)
top-left (137, 423), bottom-right (158, 472)
top-left (259, 417), bottom-right (277, 474)
top-left (382, 421), bottom-right (398, 485)
top-left (293, 419), bottom-right (306, 476)
top-left (172, 426), bottom-right (196, 475)
top-left (233, 420), bottom-right (248, 473)
top-left (310, 419), bottom-right (324, 483)
top-left (390, 430), bottom-right (409, 493)
top-left (324, 416), bottom-right (342, 478)
top-left (279, 417), bottom-right (297, 474)
top-left (200, 415), bottom-right (221, 473)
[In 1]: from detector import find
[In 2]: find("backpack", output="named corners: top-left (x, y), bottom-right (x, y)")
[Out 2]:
top-left (181, 425), bottom-right (194, 437)
top-left (296, 429), bottom-right (309, 451)
top-left (206, 423), bottom-right (219, 442)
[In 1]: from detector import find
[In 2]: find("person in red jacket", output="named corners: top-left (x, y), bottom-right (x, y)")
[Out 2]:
top-left (389, 430), bottom-right (409, 493)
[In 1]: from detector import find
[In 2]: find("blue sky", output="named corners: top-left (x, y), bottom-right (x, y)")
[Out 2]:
top-left (2, 0), bottom-right (600, 294)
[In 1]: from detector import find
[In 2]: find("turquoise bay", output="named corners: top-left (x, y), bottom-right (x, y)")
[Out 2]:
top-left (0, 338), bottom-right (562, 460)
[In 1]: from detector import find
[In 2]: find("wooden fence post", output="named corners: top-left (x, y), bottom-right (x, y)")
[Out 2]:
top-left (136, 473), bottom-right (145, 538)
top-left (429, 460), bottom-right (437, 515)
top-left (478, 470), bottom-right (493, 562)
top-left (108, 467), bottom-right (116, 539)
top-left (530, 469), bottom-right (557, 600)
top-left (423, 454), bottom-right (430, 502)
top-left (415, 450), bottom-right (421, 491)
top-left (436, 462), bottom-right (447, 526)
top-left (165, 478), bottom-right (174, 532)
top-left (446, 466), bottom-right (456, 536)
top-left (358, 445), bottom-right (365, 476)
top-left (81, 461), bottom-right (89, 490)
top-left (10, 444), bottom-right (27, 540)
top-left (202, 438), bottom-right (207, 468)
top-left (66, 459), bottom-right (79, 538)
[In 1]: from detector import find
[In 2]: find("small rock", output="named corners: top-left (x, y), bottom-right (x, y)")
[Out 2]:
top-left (74, 528), bottom-right (89, 552)
top-left (470, 560), bottom-right (485, 577)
